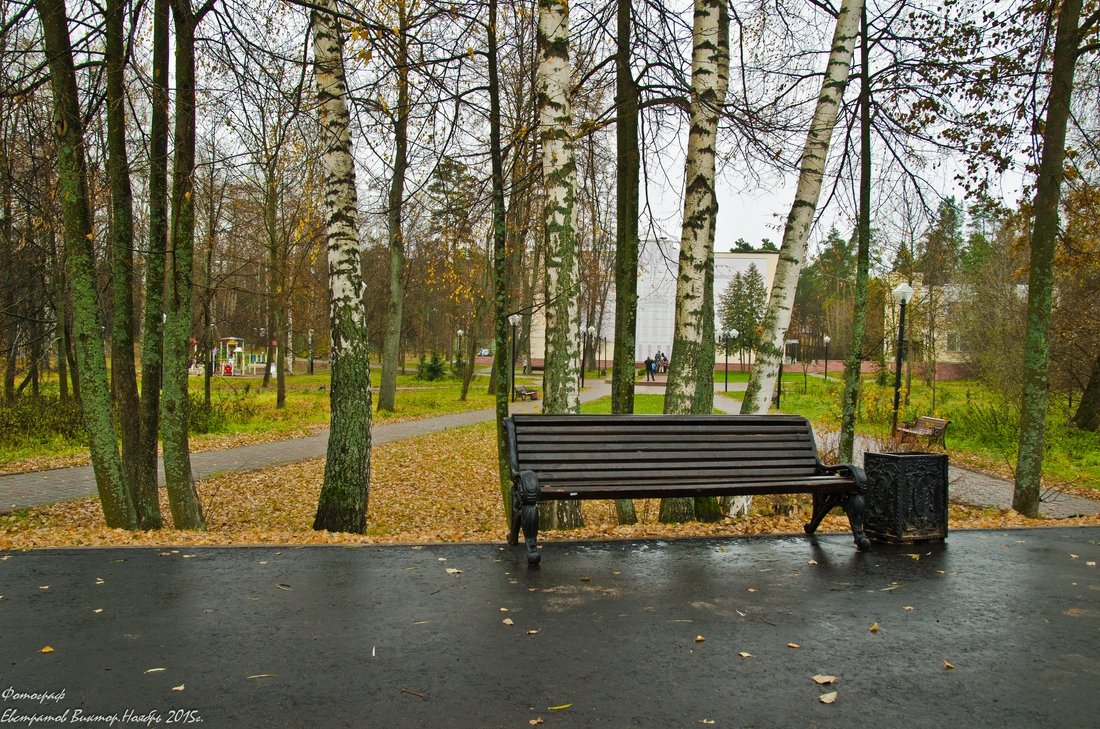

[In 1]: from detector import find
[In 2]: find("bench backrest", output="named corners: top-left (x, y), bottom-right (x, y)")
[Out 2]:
top-left (506, 414), bottom-right (823, 488)
top-left (914, 416), bottom-right (949, 432)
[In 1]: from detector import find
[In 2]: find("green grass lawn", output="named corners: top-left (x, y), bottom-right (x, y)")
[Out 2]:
top-left (0, 368), bottom-right (497, 467)
top-left (774, 373), bottom-right (1100, 490)
top-left (581, 394), bottom-right (732, 415)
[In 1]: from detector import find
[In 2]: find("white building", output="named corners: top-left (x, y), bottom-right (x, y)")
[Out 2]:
top-left (529, 238), bottom-right (778, 367)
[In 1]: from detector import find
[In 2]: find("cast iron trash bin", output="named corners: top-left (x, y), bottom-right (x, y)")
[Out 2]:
top-left (864, 451), bottom-right (949, 543)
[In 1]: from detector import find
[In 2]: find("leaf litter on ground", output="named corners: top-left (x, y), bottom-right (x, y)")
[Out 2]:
top-left (2, 421), bottom-right (1097, 550)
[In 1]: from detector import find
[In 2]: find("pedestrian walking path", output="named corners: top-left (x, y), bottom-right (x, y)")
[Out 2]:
top-left (2, 377), bottom-right (1096, 519)
top-left (0, 381), bottom-right (610, 514)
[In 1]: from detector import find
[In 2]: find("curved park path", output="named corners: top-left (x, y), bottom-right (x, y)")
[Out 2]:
top-left (2, 379), bottom-right (1096, 518)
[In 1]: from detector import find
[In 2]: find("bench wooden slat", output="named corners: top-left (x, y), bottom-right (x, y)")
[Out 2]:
top-left (540, 478), bottom-right (855, 500)
top-left (517, 451), bottom-right (819, 465)
top-left (514, 438), bottom-right (814, 453)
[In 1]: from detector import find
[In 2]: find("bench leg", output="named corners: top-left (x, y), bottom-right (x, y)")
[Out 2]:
top-left (507, 480), bottom-right (522, 546)
top-left (804, 493), bottom-right (841, 536)
top-left (518, 470), bottom-right (541, 566)
top-left (804, 493), bottom-right (871, 551)
top-left (845, 492), bottom-right (871, 551)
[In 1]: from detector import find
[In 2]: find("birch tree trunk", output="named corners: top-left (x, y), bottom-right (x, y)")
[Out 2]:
top-left (311, 0), bottom-right (373, 533)
top-left (661, 0), bottom-right (729, 523)
top-left (741, 0), bottom-right (863, 415)
top-left (537, 0), bottom-right (582, 529)
top-left (161, 0), bottom-right (206, 530)
top-left (136, 0), bottom-right (169, 530)
top-left (1014, 0), bottom-right (1083, 517)
top-left (377, 1), bottom-right (410, 414)
top-left (36, 0), bottom-right (137, 528)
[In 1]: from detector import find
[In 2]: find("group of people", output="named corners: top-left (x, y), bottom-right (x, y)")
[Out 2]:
top-left (642, 351), bottom-right (669, 381)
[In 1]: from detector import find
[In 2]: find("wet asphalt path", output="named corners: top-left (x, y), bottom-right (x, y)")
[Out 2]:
top-left (2, 528), bottom-right (1098, 728)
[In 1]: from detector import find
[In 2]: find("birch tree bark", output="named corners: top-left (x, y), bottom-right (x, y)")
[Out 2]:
top-left (1013, 0), bottom-right (1084, 517)
top-left (311, 0), bottom-right (373, 533)
top-left (35, 0), bottom-right (137, 528)
top-left (537, 0), bottom-right (582, 529)
top-left (740, 0), bottom-right (864, 415)
top-left (661, 0), bottom-right (729, 523)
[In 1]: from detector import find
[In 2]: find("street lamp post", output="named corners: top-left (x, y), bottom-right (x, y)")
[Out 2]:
top-left (890, 283), bottom-right (915, 437)
top-left (580, 325), bottom-right (596, 388)
top-left (777, 338), bottom-right (792, 410)
top-left (308, 329), bottom-right (314, 375)
top-left (456, 329), bottom-right (464, 370)
top-left (508, 313), bottom-right (521, 401)
top-left (722, 331), bottom-right (730, 392)
top-left (823, 334), bottom-right (831, 382)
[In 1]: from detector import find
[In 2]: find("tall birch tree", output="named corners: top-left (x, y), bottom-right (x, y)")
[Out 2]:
top-left (537, 0), bottom-right (582, 530)
top-left (661, 0), bottom-right (729, 524)
top-left (741, 0), bottom-right (864, 415)
top-left (311, 0), bottom-right (373, 533)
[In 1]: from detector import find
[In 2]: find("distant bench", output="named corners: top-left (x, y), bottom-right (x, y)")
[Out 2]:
top-left (897, 416), bottom-right (950, 449)
top-left (514, 385), bottom-right (539, 401)
top-left (504, 414), bottom-right (870, 565)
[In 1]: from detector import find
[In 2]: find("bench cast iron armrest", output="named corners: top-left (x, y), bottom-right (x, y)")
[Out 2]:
top-left (818, 463), bottom-right (867, 491)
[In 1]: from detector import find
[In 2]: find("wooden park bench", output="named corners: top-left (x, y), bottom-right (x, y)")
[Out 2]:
top-left (504, 414), bottom-right (869, 565)
top-left (513, 385), bottom-right (539, 401)
top-left (896, 416), bottom-right (950, 449)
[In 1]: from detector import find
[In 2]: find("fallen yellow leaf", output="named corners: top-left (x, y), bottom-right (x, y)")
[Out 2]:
top-left (503, 618), bottom-right (514, 626)
top-left (445, 568), bottom-right (462, 575)
top-left (943, 660), bottom-right (955, 670)
top-left (40, 645), bottom-right (54, 654)
top-left (812, 675), bottom-right (836, 685)
top-left (529, 718), bottom-right (544, 726)
top-left (144, 668), bottom-right (166, 674)
top-left (738, 652), bottom-right (752, 659)
top-left (819, 691), bottom-right (838, 704)
top-left (527, 629), bottom-right (540, 636)
top-left (869, 622), bottom-right (879, 633)
top-left (246, 674), bottom-right (276, 680)
top-left (903, 606), bottom-right (914, 611)
top-left (694, 635), bottom-right (706, 643)
top-left (275, 583), bottom-right (292, 591)
top-left (93, 608), bottom-right (103, 614)
top-left (907, 554), bottom-right (920, 560)
top-left (549, 704), bottom-right (572, 710)
top-left (787, 643), bottom-right (800, 649)
top-left (747, 587), bottom-right (757, 593)
top-left (171, 684), bottom-right (185, 692)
